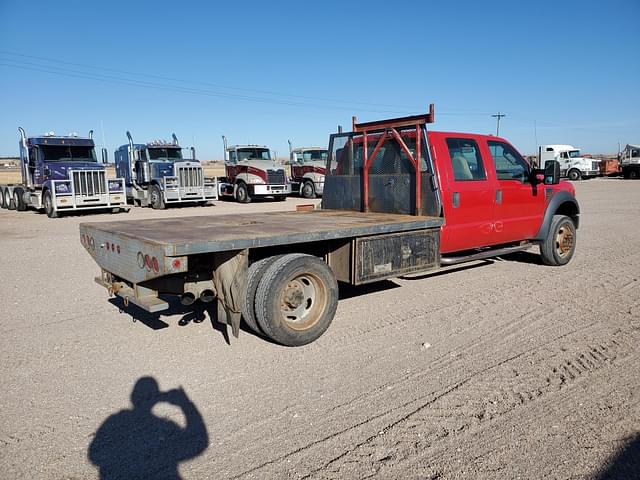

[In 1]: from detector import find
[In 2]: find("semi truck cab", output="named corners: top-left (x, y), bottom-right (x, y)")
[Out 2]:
top-left (538, 144), bottom-right (600, 181)
top-left (288, 142), bottom-right (328, 198)
top-left (114, 132), bottom-right (216, 209)
top-left (0, 128), bottom-right (126, 218)
top-left (218, 137), bottom-right (291, 203)
top-left (619, 144), bottom-right (640, 179)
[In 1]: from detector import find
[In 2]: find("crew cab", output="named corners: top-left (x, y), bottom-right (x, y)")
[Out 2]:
top-left (80, 106), bottom-right (579, 346)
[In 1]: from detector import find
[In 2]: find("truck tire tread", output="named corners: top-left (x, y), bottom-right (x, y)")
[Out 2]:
top-left (242, 255), bottom-right (285, 335)
top-left (255, 253), bottom-right (338, 346)
top-left (540, 214), bottom-right (576, 266)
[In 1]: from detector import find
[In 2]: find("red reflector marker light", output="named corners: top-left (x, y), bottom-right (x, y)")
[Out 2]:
top-left (152, 257), bottom-right (159, 273)
top-left (144, 254), bottom-right (151, 270)
top-left (172, 259), bottom-right (182, 269)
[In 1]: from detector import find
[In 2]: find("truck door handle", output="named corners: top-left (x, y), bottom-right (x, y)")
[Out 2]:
top-left (495, 189), bottom-right (502, 205)
top-left (452, 192), bottom-right (460, 208)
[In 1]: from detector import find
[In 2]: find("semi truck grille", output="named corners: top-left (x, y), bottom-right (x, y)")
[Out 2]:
top-left (178, 166), bottom-right (204, 188)
top-left (267, 169), bottom-right (285, 185)
top-left (72, 170), bottom-right (106, 196)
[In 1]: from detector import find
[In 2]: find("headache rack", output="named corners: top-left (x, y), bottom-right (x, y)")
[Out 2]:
top-left (344, 104), bottom-right (436, 216)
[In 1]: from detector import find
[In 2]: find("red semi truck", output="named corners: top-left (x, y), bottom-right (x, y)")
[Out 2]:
top-left (80, 106), bottom-right (578, 346)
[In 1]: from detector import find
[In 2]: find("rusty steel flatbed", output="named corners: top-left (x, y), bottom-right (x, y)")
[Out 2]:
top-left (81, 209), bottom-right (443, 256)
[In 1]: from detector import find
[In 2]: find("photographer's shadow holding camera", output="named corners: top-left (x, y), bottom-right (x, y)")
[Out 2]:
top-left (88, 377), bottom-right (209, 480)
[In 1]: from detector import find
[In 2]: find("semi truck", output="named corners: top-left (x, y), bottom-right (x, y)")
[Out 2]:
top-left (217, 136), bottom-right (291, 203)
top-left (114, 132), bottom-right (217, 209)
top-left (287, 141), bottom-right (328, 198)
top-left (619, 144), bottom-right (640, 179)
top-left (538, 144), bottom-right (600, 181)
top-left (80, 105), bottom-right (579, 346)
top-left (0, 128), bottom-right (126, 218)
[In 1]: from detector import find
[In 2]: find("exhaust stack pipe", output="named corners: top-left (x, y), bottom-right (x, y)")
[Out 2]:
top-left (18, 127), bottom-right (32, 189)
top-left (221, 135), bottom-right (228, 162)
top-left (199, 289), bottom-right (215, 303)
top-left (172, 133), bottom-right (178, 145)
top-left (88, 129), bottom-right (94, 140)
top-left (180, 292), bottom-right (196, 306)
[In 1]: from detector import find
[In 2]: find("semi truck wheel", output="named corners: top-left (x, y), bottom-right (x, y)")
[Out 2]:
top-left (5, 188), bottom-right (15, 210)
top-left (630, 169), bottom-right (639, 179)
top-left (235, 182), bottom-right (251, 203)
top-left (150, 185), bottom-right (165, 210)
top-left (43, 191), bottom-right (57, 218)
top-left (540, 215), bottom-right (576, 266)
top-left (301, 180), bottom-right (316, 199)
top-left (13, 188), bottom-right (26, 211)
top-left (0, 188), bottom-right (6, 208)
top-left (242, 255), bottom-right (284, 335)
top-left (255, 253), bottom-right (338, 346)
top-left (567, 169), bottom-right (581, 181)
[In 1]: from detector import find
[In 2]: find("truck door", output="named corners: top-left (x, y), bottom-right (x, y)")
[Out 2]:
top-left (435, 135), bottom-right (497, 253)
top-left (485, 140), bottom-right (546, 243)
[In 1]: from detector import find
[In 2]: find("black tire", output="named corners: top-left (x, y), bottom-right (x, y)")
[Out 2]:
top-left (241, 255), bottom-right (285, 335)
top-left (301, 180), bottom-right (316, 199)
top-left (540, 215), bottom-right (576, 266)
top-left (630, 169), bottom-right (639, 180)
top-left (43, 190), bottom-right (57, 218)
top-left (14, 188), bottom-right (26, 211)
top-left (0, 188), bottom-right (6, 209)
top-left (567, 169), bottom-right (581, 181)
top-left (235, 182), bottom-right (251, 203)
top-left (150, 185), bottom-right (165, 210)
top-left (255, 253), bottom-right (338, 346)
top-left (5, 188), bottom-right (15, 210)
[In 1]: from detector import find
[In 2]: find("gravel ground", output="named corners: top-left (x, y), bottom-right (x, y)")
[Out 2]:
top-left (1, 179), bottom-right (638, 479)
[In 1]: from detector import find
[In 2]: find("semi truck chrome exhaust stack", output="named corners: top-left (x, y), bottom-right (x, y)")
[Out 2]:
top-left (172, 133), bottom-right (178, 145)
top-left (88, 129), bottom-right (94, 139)
top-left (222, 135), bottom-right (228, 162)
top-left (18, 127), bottom-right (32, 189)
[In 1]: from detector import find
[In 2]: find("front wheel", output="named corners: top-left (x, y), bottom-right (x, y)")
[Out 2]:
top-left (149, 185), bottom-right (165, 210)
top-left (43, 190), bottom-right (58, 218)
top-left (255, 253), bottom-right (338, 346)
top-left (567, 169), bottom-right (581, 181)
top-left (630, 169), bottom-right (639, 180)
top-left (235, 182), bottom-right (251, 203)
top-left (540, 215), bottom-right (576, 266)
top-left (301, 180), bottom-right (316, 199)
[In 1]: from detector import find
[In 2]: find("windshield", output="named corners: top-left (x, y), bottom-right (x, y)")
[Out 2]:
top-left (568, 150), bottom-right (581, 158)
top-left (41, 145), bottom-right (97, 162)
top-left (237, 148), bottom-right (271, 161)
top-left (147, 147), bottom-right (182, 161)
top-left (296, 150), bottom-right (328, 163)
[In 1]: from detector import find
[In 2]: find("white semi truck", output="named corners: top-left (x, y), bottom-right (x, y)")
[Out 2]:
top-left (538, 145), bottom-right (600, 181)
top-left (619, 144), bottom-right (640, 179)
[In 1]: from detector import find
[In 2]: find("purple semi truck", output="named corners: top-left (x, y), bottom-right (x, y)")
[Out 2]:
top-left (0, 128), bottom-right (127, 218)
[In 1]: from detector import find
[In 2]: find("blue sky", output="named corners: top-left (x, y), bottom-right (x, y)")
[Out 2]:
top-left (0, 0), bottom-right (638, 159)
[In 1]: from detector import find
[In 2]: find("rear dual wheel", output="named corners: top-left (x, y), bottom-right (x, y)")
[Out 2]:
top-left (4, 188), bottom-right (15, 210)
top-left (245, 253), bottom-right (338, 346)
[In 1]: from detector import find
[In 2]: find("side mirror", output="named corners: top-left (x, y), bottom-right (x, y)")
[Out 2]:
top-left (544, 160), bottom-right (560, 185)
top-left (101, 148), bottom-right (108, 164)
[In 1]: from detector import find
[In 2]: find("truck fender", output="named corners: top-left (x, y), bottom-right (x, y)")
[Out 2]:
top-left (534, 191), bottom-right (580, 241)
top-left (235, 172), bottom-right (263, 185)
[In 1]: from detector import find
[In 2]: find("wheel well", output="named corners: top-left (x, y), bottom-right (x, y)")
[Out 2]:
top-left (555, 201), bottom-right (579, 225)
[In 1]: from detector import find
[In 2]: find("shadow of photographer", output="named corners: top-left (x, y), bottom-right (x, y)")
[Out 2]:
top-left (88, 377), bottom-right (208, 479)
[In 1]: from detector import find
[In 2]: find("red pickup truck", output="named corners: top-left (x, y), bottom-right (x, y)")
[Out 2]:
top-left (80, 106), bottom-right (578, 346)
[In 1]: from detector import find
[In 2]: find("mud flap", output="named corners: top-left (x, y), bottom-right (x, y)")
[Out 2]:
top-left (213, 249), bottom-right (248, 338)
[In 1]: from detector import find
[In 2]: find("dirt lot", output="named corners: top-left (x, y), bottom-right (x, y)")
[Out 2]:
top-left (0, 179), bottom-right (638, 479)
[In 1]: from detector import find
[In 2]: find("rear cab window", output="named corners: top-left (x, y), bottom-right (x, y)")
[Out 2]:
top-left (446, 138), bottom-right (486, 181)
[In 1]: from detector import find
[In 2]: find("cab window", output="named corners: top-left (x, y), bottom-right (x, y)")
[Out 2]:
top-left (488, 141), bottom-right (530, 182)
top-left (446, 138), bottom-right (486, 181)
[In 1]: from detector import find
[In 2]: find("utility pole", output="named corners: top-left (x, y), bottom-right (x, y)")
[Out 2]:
top-left (492, 112), bottom-right (506, 136)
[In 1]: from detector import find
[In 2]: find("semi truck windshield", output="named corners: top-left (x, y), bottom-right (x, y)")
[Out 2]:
top-left (568, 150), bottom-right (581, 158)
top-left (148, 148), bottom-right (183, 160)
top-left (237, 148), bottom-right (271, 161)
top-left (41, 145), bottom-right (97, 162)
